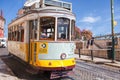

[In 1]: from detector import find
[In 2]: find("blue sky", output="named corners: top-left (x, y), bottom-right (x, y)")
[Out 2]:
top-left (0, 0), bottom-right (120, 37)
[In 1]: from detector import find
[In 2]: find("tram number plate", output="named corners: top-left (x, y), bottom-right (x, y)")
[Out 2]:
top-left (39, 42), bottom-right (48, 54)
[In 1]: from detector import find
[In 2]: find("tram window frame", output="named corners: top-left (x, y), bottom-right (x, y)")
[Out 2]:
top-left (17, 30), bottom-right (20, 41)
top-left (10, 28), bottom-right (12, 41)
top-left (21, 29), bottom-right (24, 42)
top-left (8, 28), bottom-right (12, 41)
top-left (16, 25), bottom-right (20, 41)
top-left (14, 31), bottom-right (17, 41)
top-left (40, 17), bottom-right (55, 40)
top-left (29, 20), bottom-right (38, 40)
top-left (57, 17), bottom-right (70, 41)
top-left (71, 20), bottom-right (75, 41)
top-left (19, 25), bottom-right (24, 42)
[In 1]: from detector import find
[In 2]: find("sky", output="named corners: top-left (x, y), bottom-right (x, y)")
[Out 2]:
top-left (0, 0), bottom-right (120, 37)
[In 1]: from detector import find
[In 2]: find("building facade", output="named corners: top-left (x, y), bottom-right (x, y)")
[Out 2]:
top-left (0, 10), bottom-right (5, 38)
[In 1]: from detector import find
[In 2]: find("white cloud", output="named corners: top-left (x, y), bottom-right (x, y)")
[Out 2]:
top-left (80, 16), bottom-right (101, 23)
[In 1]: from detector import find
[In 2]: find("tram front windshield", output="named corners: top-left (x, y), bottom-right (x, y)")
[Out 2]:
top-left (57, 18), bottom-right (70, 40)
top-left (39, 17), bottom-right (73, 41)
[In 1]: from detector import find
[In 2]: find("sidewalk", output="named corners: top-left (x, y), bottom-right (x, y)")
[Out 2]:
top-left (75, 54), bottom-right (120, 68)
top-left (0, 58), bottom-right (18, 80)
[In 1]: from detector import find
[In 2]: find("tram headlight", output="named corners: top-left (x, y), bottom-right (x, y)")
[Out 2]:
top-left (60, 53), bottom-right (67, 60)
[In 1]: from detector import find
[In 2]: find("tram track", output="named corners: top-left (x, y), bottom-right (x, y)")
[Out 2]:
top-left (76, 60), bottom-right (120, 80)
top-left (1, 55), bottom-right (50, 80)
top-left (1, 48), bottom-right (120, 80)
top-left (1, 55), bottom-right (75, 80)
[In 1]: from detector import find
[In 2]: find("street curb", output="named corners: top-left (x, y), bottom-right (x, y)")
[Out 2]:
top-left (105, 63), bottom-right (120, 68)
top-left (75, 58), bottom-right (94, 62)
top-left (76, 58), bottom-right (120, 68)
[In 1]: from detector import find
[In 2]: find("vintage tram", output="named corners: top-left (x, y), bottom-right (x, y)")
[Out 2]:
top-left (8, 0), bottom-right (76, 78)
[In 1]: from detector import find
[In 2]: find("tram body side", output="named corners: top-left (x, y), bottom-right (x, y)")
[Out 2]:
top-left (8, 40), bottom-right (76, 71)
top-left (8, 14), bottom-right (76, 71)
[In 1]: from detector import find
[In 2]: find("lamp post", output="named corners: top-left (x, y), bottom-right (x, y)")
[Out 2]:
top-left (111, 0), bottom-right (115, 63)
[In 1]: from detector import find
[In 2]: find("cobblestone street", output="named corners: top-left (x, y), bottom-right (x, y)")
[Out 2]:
top-left (0, 48), bottom-right (8, 56)
top-left (0, 48), bottom-right (120, 80)
top-left (0, 48), bottom-right (18, 80)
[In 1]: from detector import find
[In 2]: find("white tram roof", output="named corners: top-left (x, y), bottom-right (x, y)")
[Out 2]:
top-left (8, 0), bottom-right (74, 26)
top-left (24, 0), bottom-right (72, 11)
top-left (24, 0), bottom-right (40, 7)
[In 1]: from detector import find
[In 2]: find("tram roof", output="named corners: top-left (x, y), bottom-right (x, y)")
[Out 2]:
top-left (24, 0), bottom-right (72, 11)
top-left (8, 0), bottom-right (74, 26)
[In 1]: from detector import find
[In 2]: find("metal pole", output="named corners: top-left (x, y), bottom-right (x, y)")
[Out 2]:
top-left (111, 0), bottom-right (115, 63)
top-left (91, 49), bottom-right (93, 61)
top-left (78, 48), bottom-right (81, 58)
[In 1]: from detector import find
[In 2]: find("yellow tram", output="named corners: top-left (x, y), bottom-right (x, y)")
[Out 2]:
top-left (8, 0), bottom-right (76, 78)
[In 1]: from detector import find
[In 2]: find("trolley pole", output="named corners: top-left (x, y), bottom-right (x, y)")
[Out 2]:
top-left (111, 0), bottom-right (115, 63)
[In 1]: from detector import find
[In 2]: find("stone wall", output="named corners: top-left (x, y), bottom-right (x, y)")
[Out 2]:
top-left (75, 38), bottom-right (120, 61)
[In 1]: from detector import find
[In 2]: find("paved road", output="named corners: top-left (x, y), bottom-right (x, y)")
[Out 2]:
top-left (1, 48), bottom-right (120, 80)
top-left (0, 48), bottom-right (9, 56)
top-left (75, 60), bottom-right (120, 80)
top-left (0, 48), bottom-right (19, 80)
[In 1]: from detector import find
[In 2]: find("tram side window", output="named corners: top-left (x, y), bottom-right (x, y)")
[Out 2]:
top-left (8, 28), bottom-right (11, 40)
top-left (40, 17), bottom-right (55, 40)
top-left (17, 30), bottom-right (20, 41)
top-left (14, 31), bottom-right (17, 41)
top-left (71, 20), bottom-right (75, 40)
top-left (8, 33), bottom-right (10, 40)
top-left (18, 26), bottom-right (24, 42)
top-left (16, 26), bottom-right (24, 42)
top-left (29, 20), bottom-right (38, 40)
top-left (57, 18), bottom-right (70, 40)
top-left (12, 32), bottom-right (14, 41)
top-left (21, 29), bottom-right (24, 42)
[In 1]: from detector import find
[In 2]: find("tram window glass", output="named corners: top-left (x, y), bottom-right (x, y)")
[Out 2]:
top-left (29, 20), bottom-right (38, 40)
top-left (14, 31), bottom-right (17, 41)
top-left (71, 20), bottom-right (75, 40)
top-left (8, 28), bottom-right (11, 40)
top-left (16, 25), bottom-right (20, 41)
top-left (12, 26), bottom-right (15, 41)
top-left (8, 29), bottom-right (9, 40)
top-left (21, 29), bottom-right (24, 42)
top-left (19, 25), bottom-right (24, 42)
top-left (57, 18), bottom-right (70, 40)
top-left (17, 31), bottom-right (20, 41)
top-left (12, 30), bottom-right (15, 41)
top-left (40, 17), bottom-right (55, 40)
top-left (10, 28), bottom-right (12, 40)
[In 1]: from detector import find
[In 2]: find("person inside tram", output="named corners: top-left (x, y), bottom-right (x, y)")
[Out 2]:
top-left (61, 33), bottom-right (66, 39)
top-left (40, 33), bottom-right (47, 38)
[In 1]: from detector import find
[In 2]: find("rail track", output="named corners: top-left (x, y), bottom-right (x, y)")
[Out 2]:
top-left (75, 60), bottom-right (120, 80)
top-left (1, 55), bottom-right (75, 80)
top-left (1, 48), bottom-right (120, 80)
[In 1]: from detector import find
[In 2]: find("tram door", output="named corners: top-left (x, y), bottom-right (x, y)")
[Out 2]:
top-left (29, 20), bottom-right (37, 65)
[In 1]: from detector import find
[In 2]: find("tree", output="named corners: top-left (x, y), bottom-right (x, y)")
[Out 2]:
top-left (81, 29), bottom-right (92, 40)
top-left (74, 26), bottom-right (81, 39)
